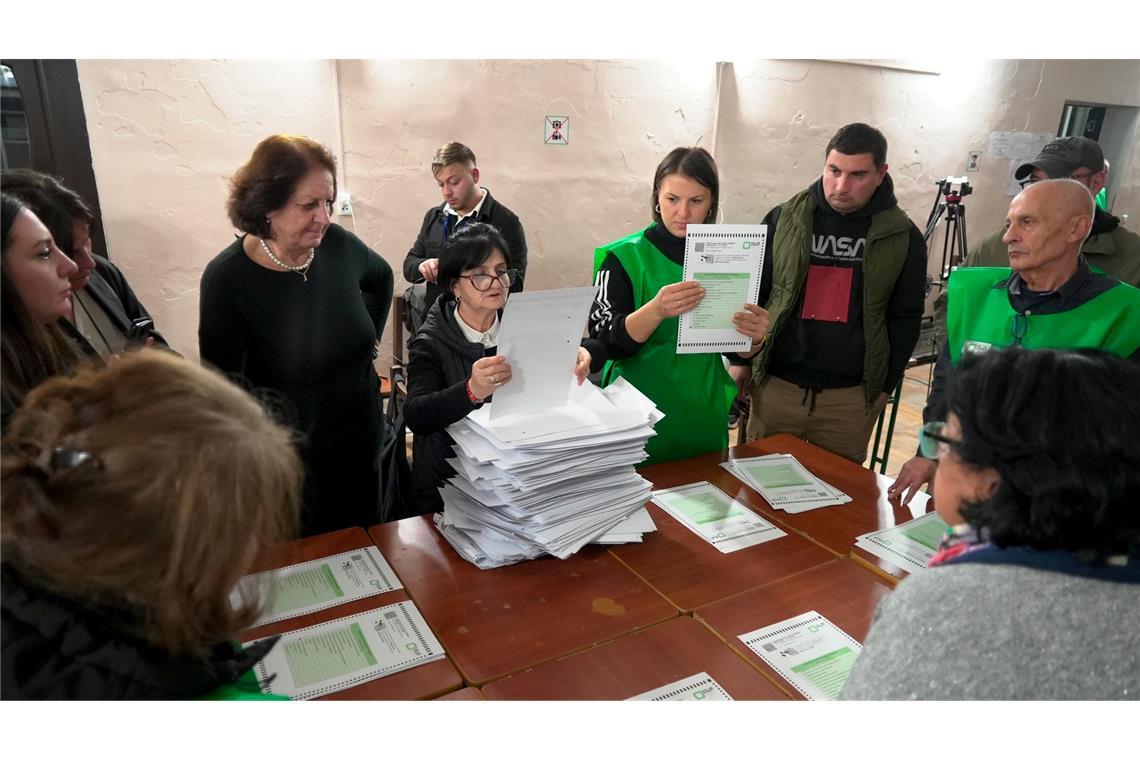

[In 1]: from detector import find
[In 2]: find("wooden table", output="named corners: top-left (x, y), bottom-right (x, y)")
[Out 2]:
top-left (723, 434), bottom-right (933, 558)
top-left (240, 527), bottom-right (463, 700)
top-left (369, 516), bottom-right (679, 687)
top-left (611, 458), bottom-right (836, 611)
top-left (481, 616), bottom-right (789, 700)
top-left (694, 558), bottom-right (893, 700)
top-left (435, 687), bottom-right (485, 700)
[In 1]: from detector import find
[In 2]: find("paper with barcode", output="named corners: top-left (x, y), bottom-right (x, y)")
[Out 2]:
top-left (231, 547), bottom-right (402, 628)
top-left (251, 600), bottom-right (445, 700)
top-left (738, 610), bottom-right (862, 700)
top-left (677, 224), bottom-right (767, 354)
top-left (627, 671), bottom-right (733, 701)
top-left (650, 481), bottom-right (786, 553)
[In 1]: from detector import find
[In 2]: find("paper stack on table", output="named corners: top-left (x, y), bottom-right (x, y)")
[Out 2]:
top-left (436, 376), bottom-right (662, 569)
top-left (721, 453), bottom-right (851, 513)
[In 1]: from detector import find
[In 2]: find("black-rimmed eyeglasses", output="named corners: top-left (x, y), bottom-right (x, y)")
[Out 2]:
top-left (918, 420), bottom-right (962, 460)
top-left (458, 269), bottom-right (518, 291)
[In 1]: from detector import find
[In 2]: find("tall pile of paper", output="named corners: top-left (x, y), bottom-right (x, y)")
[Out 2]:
top-left (435, 376), bottom-right (662, 569)
top-left (721, 453), bottom-right (851, 513)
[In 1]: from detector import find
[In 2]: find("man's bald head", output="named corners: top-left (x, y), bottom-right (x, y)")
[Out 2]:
top-left (1018, 178), bottom-right (1096, 240)
top-left (1002, 179), bottom-right (1095, 289)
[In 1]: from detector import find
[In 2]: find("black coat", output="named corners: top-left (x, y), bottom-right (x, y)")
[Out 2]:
top-left (401, 188), bottom-right (528, 308)
top-left (404, 298), bottom-right (489, 513)
top-left (0, 568), bottom-right (272, 699)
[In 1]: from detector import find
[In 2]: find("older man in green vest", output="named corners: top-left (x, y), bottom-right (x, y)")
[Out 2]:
top-left (746, 123), bottom-right (927, 463)
top-left (890, 178), bottom-right (1140, 505)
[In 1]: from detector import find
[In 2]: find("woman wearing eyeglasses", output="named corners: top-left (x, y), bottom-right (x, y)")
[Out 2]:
top-left (404, 222), bottom-right (604, 515)
top-left (842, 347), bottom-right (1140, 700)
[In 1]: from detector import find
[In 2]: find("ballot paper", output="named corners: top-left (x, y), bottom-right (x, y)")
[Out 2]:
top-left (439, 376), bottom-right (660, 568)
top-left (650, 481), bottom-right (786, 554)
top-left (250, 600), bottom-right (444, 700)
top-left (855, 510), bottom-right (949, 574)
top-left (627, 672), bottom-right (733, 701)
top-left (738, 610), bottom-right (862, 700)
top-left (231, 547), bottom-right (402, 628)
top-left (721, 454), bottom-right (851, 513)
top-left (490, 286), bottom-right (597, 419)
top-left (677, 224), bottom-right (767, 354)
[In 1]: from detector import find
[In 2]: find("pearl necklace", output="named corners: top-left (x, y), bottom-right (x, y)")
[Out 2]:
top-left (259, 237), bottom-right (315, 281)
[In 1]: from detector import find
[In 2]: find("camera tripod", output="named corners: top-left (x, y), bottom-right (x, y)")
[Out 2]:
top-left (924, 177), bottom-right (972, 282)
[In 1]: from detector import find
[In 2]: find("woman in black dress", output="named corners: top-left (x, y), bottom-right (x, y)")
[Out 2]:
top-left (200, 135), bottom-right (393, 535)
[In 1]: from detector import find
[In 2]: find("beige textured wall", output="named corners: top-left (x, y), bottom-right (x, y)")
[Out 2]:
top-left (77, 59), bottom-right (1140, 363)
top-left (76, 60), bottom-right (342, 358)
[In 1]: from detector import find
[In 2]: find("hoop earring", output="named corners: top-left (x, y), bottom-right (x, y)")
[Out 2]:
top-left (655, 203), bottom-right (661, 213)
top-left (706, 208), bottom-right (714, 220)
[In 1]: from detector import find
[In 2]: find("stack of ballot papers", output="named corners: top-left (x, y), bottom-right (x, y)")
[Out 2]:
top-left (721, 453), bottom-right (851, 513)
top-left (435, 376), bottom-right (662, 569)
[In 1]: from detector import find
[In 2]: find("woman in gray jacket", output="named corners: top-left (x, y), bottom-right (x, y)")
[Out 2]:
top-left (841, 347), bottom-right (1140, 700)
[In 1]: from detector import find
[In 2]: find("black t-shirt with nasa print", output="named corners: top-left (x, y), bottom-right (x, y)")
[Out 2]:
top-left (758, 174), bottom-right (927, 393)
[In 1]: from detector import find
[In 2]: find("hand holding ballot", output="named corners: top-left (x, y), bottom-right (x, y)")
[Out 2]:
top-left (732, 303), bottom-right (770, 352)
top-left (652, 279), bottom-right (705, 319)
top-left (573, 346), bottom-right (592, 384)
top-left (470, 355), bottom-right (513, 401)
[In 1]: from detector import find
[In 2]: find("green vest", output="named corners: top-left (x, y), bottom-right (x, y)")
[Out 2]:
top-left (946, 267), bottom-right (1140, 364)
top-left (593, 226), bottom-right (736, 465)
top-left (752, 189), bottom-right (913, 403)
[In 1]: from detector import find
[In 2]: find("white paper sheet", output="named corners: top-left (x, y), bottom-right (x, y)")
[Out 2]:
top-left (231, 547), bottom-right (402, 628)
top-left (738, 610), bottom-right (862, 700)
top-left (627, 672), bottom-right (733, 701)
top-left (855, 510), bottom-right (949, 574)
top-left (721, 454), bottom-right (850, 513)
top-left (489, 286), bottom-right (596, 419)
top-left (651, 481), bottom-right (786, 554)
top-left (251, 600), bottom-right (445, 700)
top-left (677, 224), bottom-right (767, 354)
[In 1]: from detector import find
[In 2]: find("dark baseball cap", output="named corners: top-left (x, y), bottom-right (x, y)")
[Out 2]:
top-left (1015, 136), bottom-right (1105, 180)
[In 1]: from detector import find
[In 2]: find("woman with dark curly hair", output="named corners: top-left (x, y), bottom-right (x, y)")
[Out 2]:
top-left (842, 347), bottom-right (1140, 700)
top-left (199, 134), bottom-right (394, 535)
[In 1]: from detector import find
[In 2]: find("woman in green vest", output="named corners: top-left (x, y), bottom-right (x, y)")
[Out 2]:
top-left (1, 351), bottom-right (300, 699)
top-left (590, 147), bottom-right (768, 465)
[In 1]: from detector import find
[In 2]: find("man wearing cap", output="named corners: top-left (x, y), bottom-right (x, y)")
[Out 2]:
top-left (890, 178), bottom-right (1140, 506)
top-left (968, 136), bottom-right (1139, 285)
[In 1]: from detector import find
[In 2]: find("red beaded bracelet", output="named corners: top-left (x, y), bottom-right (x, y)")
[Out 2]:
top-left (465, 379), bottom-right (480, 404)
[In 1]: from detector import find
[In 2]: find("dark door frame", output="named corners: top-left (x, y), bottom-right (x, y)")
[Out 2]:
top-left (2, 59), bottom-right (107, 259)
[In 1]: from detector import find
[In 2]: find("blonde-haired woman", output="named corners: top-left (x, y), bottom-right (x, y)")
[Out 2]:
top-left (1, 351), bottom-right (300, 699)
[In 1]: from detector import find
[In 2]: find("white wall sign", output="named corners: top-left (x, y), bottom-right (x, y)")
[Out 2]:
top-left (544, 115), bottom-right (569, 145)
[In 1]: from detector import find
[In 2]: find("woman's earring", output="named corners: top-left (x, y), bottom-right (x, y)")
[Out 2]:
top-left (655, 203), bottom-right (661, 213)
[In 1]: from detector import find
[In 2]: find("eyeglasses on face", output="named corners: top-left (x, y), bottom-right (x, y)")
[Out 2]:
top-left (458, 268), bottom-right (518, 292)
top-left (918, 420), bottom-right (962, 460)
top-left (1017, 170), bottom-right (1096, 190)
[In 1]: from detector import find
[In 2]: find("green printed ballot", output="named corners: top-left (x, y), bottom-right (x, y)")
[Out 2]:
top-left (284, 622), bottom-right (378, 689)
top-left (670, 491), bottom-right (746, 525)
top-left (691, 272), bottom-right (750, 329)
top-left (902, 516), bottom-right (947, 551)
top-left (269, 565), bottom-right (344, 615)
top-left (742, 462), bottom-right (813, 489)
top-left (791, 646), bottom-right (859, 700)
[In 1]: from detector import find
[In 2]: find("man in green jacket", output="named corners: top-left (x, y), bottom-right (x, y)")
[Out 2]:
top-left (890, 179), bottom-right (1140, 505)
top-left (746, 123), bottom-right (927, 463)
top-left (933, 137), bottom-right (1139, 346)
